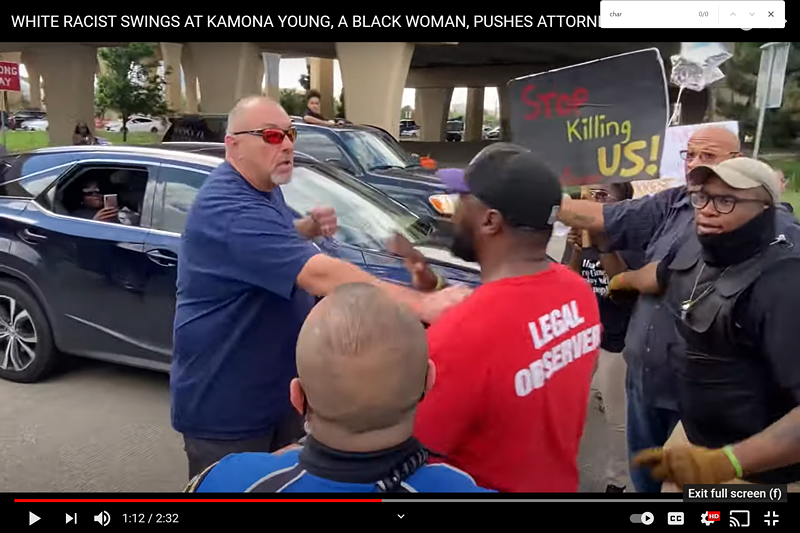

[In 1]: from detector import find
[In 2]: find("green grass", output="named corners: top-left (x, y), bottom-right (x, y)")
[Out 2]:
top-left (782, 189), bottom-right (800, 213)
top-left (1, 131), bottom-right (161, 153)
top-left (766, 157), bottom-right (800, 213)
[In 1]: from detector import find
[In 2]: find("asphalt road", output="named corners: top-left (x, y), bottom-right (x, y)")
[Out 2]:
top-left (0, 356), bottom-right (626, 493)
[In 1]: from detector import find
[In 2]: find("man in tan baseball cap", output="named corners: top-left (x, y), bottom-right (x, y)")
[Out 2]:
top-left (606, 158), bottom-right (800, 490)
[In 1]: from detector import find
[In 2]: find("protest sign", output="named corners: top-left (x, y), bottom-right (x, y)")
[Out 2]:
top-left (0, 61), bottom-right (21, 92)
top-left (508, 49), bottom-right (669, 186)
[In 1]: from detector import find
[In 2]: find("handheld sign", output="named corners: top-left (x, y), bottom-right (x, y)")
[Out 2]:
top-left (0, 61), bottom-right (21, 92)
top-left (509, 49), bottom-right (669, 187)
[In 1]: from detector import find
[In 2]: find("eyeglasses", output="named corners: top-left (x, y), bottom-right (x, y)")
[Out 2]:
top-left (231, 127), bottom-right (297, 145)
top-left (689, 191), bottom-right (766, 214)
top-left (82, 187), bottom-right (101, 195)
top-left (589, 190), bottom-right (618, 202)
top-left (680, 150), bottom-right (739, 163)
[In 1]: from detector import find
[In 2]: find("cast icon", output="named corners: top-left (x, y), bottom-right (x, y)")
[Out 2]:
top-left (730, 510), bottom-right (750, 527)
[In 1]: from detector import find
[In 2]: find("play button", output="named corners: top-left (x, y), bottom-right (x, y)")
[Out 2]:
top-left (29, 512), bottom-right (40, 525)
top-left (641, 512), bottom-right (654, 525)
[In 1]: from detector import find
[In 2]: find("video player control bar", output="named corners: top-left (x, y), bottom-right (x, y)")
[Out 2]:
top-left (599, 1), bottom-right (785, 28)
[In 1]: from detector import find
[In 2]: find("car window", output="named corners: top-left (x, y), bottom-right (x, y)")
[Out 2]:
top-left (155, 166), bottom-right (209, 234)
top-left (282, 165), bottom-right (426, 249)
top-left (294, 130), bottom-right (350, 164)
top-left (338, 130), bottom-right (410, 171)
top-left (163, 117), bottom-right (226, 142)
top-left (0, 153), bottom-right (77, 198)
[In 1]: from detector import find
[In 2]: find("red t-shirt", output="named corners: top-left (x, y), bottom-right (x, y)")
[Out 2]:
top-left (414, 264), bottom-right (601, 492)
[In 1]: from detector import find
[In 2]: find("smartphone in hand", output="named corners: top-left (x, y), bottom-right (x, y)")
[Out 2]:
top-left (103, 194), bottom-right (118, 209)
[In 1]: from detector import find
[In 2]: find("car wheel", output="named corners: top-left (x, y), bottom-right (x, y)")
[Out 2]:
top-left (0, 279), bottom-right (58, 383)
top-left (150, 127), bottom-right (158, 133)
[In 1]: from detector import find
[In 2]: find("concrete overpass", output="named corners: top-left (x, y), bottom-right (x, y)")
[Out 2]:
top-left (0, 42), bottom-right (689, 146)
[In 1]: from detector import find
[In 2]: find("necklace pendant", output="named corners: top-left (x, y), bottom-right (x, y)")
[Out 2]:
top-left (680, 300), bottom-right (692, 320)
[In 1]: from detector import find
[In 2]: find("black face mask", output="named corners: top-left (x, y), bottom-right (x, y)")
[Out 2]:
top-left (697, 206), bottom-right (776, 267)
top-left (450, 222), bottom-right (477, 263)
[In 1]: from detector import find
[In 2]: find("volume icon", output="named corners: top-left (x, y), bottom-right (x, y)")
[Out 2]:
top-left (94, 511), bottom-right (110, 526)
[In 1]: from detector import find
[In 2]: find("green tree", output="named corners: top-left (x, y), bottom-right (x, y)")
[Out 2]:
top-left (95, 43), bottom-right (170, 142)
top-left (280, 89), bottom-right (306, 116)
top-left (335, 89), bottom-right (345, 119)
top-left (716, 42), bottom-right (800, 149)
top-left (299, 63), bottom-right (311, 91)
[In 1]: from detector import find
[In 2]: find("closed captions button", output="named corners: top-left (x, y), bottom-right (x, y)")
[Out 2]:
top-left (631, 512), bottom-right (654, 525)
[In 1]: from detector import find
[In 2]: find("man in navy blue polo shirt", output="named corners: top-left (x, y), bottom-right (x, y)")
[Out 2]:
top-left (173, 96), bottom-right (471, 478)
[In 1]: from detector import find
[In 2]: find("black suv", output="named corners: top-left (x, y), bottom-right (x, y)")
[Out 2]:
top-left (162, 115), bottom-right (456, 225)
top-left (0, 144), bottom-right (480, 383)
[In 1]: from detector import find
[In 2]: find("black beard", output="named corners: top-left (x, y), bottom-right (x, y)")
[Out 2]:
top-left (450, 227), bottom-right (477, 263)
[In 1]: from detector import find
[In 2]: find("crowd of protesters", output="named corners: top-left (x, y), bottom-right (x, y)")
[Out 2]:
top-left (174, 95), bottom-right (800, 493)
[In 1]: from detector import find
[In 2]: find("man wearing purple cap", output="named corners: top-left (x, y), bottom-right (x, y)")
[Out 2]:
top-left (406, 143), bottom-right (602, 492)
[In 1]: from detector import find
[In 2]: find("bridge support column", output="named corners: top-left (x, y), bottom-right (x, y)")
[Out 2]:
top-left (465, 87), bottom-right (485, 141)
top-left (415, 87), bottom-right (453, 141)
top-left (263, 53), bottom-right (281, 101)
top-left (181, 45), bottom-right (199, 113)
top-left (36, 44), bottom-right (96, 145)
top-left (498, 82), bottom-right (512, 141)
top-left (187, 42), bottom-right (261, 114)
top-left (160, 43), bottom-right (183, 113)
top-left (308, 58), bottom-right (334, 118)
top-left (337, 42), bottom-right (414, 136)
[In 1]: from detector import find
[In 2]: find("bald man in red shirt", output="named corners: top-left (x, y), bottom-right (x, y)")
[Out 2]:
top-left (401, 144), bottom-right (601, 492)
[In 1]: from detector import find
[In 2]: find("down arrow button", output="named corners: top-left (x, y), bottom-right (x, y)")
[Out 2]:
top-left (398, 514), bottom-right (404, 518)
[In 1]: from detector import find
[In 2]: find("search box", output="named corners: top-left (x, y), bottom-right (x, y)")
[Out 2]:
top-left (600, 1), bottom-right (785, 28)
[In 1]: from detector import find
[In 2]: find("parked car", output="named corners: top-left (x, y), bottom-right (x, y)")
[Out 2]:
top-left (162, 115), bottom-right (459, 225)
top-left (0, 111), bottom-right (13, 130)
top-left (10, 109), bottom-right (46, 130)
top-left (106, 115), bottom-right (168, 134)
top-left (399, 119), bottom-right (419, 138)
top-left (19, 118), bottom-right (48, 131)
top-left (0, 144), bottom-right (482, 383)
top-left (445, 120), bottom-right (463, 142)
top-left (485, 126), bottom-right (501, 140)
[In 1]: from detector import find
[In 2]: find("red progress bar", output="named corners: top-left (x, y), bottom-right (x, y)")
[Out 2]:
top-left (16, 499), bottom-right (381, 503)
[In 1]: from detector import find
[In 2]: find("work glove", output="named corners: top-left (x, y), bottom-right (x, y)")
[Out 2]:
top-left (632, 444), bottom-right (738, 488)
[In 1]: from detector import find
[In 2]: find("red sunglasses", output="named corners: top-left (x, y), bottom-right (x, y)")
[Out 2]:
top-left (232, 127), bottom-right (297, 145)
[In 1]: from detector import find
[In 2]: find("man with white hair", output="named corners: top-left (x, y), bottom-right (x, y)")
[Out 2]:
top-left (171, 96), bottom-right (470, 478)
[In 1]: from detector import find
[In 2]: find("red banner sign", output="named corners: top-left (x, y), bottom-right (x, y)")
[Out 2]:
top-left (0, 61), bottom-right (21, 92)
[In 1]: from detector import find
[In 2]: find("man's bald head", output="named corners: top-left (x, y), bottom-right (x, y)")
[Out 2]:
top-left (685, 126), bottom-right (742, 174)
top-left (295, 283), bottom-right (429, 434)
top-left (226, 95), bottom-right (285, 134)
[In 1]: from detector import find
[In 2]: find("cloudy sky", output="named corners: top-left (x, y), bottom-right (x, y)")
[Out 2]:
top-left (18, 59), bottom-right (501, 111)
